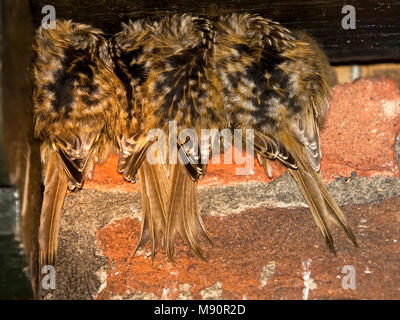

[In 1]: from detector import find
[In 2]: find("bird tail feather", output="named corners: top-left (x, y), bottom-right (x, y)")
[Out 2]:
top-left (166, 163), bottom-right (212, 260)
top-left (39, 150), bottom-right (68, 270)
top-left (134, 161), bottom-right (170, 259)
top-left (288, 164), bottom-right (358, 253)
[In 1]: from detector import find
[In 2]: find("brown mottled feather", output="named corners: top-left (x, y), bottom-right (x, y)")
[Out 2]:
top-left (166, 163), bottom-right (212, 260)
top-left (33, 20), bottom-right (126, 278)
top-left (112, 15), bottom-right (223, 259)
top-left (279, 129), bottom-right (358, 251)
top-left (134, 161), bottom-right (170, 258)
top-left (215, 13), bottom-right (357, 252)
top-left (38, 151), bottom-right (68, 268)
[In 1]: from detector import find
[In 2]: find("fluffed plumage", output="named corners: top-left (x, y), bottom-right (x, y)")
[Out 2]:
top-left (214, 13), bottom-right (358, 253)
top-left (33, 14), bottom-right (357, 275)
top-left (110, 15), bottom-right (224, 259)
top-left (33, 20), bottom-right (126, 272)
top-left (111, 13), bottom-right (357, 258)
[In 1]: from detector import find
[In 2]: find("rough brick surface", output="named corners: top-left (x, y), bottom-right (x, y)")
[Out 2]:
top-left (321, 78), bottom-right (400, 181)
top-left (95, 196), bottom-right (400, 300)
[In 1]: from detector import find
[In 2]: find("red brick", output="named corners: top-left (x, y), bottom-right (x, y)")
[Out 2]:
top-left (95, 197), bottom-right (400, 300)
top-left (321, 78), bottom-right (400, 181)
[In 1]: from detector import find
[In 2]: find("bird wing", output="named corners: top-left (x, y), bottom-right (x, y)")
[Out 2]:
top-left (52, 130), bottom-right (99, 189)
top-left (288, 106), bottom-right (323, 172)
top-left (118, 135), bottom-right (150, 183)
top-left (252, 130), bottom-right (298, 169)
top-left (177, 140), bottom-right (207, 181)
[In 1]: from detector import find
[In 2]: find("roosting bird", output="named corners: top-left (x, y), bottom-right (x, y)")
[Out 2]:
top-left (213, 13), bottom-right (358, 253)
top-left (33, 13), bottom-right (357, 277)
top-left (111, 12), bottom-right (358, 259)
top-left (33, 20), bottom-right (127, 270)
top-left (110, 14), bottom-right (228, 260)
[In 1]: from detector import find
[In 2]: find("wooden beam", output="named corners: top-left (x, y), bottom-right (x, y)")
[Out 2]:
top-left (29, 0), bottom-right (400, 63)
top-left (2, 0), bottom-right (42, 297)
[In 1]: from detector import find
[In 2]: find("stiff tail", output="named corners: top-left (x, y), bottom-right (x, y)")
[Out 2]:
top-left (134, 161), bottom-right (170, 259)
top-left (313, 171), bottom-right (358, 248)
top-left (273, 127), bottom-right (358, 253)
top-left (289, 167), bottom-right (358, 253)
top-left (39, 150), bottom-right (68, 270)
top-left (166, 163), bottom-right (212, 261)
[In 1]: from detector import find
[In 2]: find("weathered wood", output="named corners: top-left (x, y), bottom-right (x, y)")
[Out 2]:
top-left (28, 0), bottom-right (400, 63)
top-left (1, 0), bottom-right (41, 298)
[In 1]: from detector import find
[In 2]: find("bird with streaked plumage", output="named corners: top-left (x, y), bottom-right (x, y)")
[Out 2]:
top-left (32, 13), bottom-right (358, 284)
top-left (110, 15), bottom-right (227, 260)
top-left (111, 12), bottom-right (357, 259)
top-left (33, 20), bottom-right (127, 277)
top-left (214, 13), bottom-right (358, 253)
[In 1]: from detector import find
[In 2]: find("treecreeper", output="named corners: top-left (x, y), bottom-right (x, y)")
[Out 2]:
top-left (32, 14), bottom-right (358, 298)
